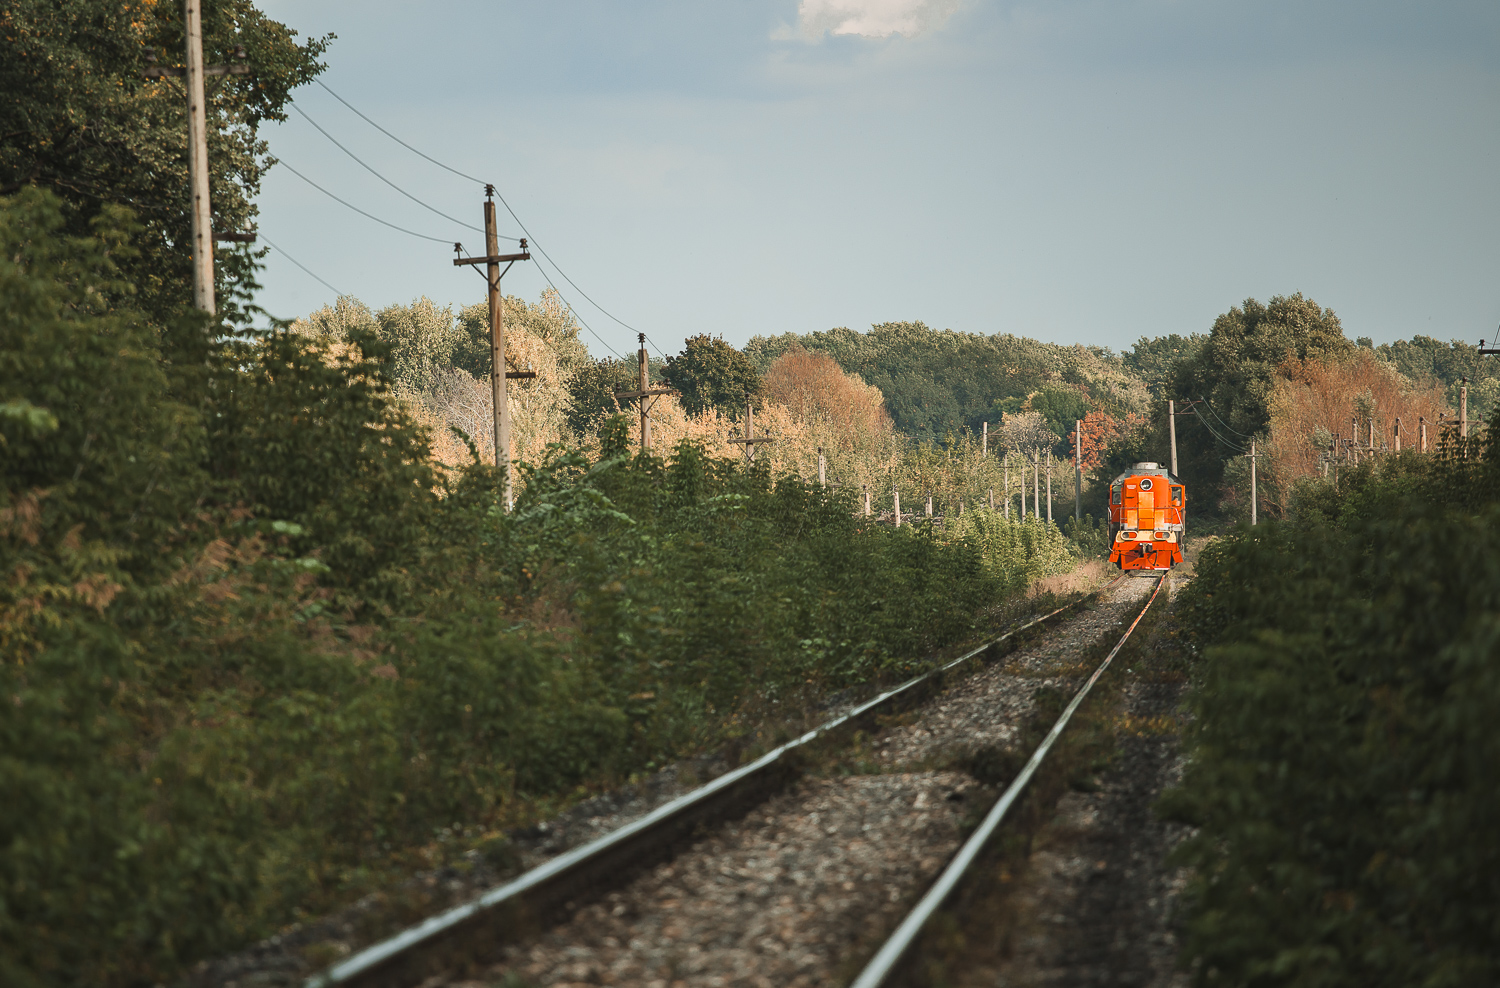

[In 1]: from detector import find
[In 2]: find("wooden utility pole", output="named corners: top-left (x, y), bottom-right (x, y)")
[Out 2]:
top-left (1004, 453), bottom-right (1011, 519)
top-left (1046, 450), bottom-right (1053, 524)
top-left (1368, 416), bottom-right (1376, 454)
top-left (982, 421), bottom-right (988, 457)
top-left (727, 402), bottom-right (769, 464)
top-left (453, 189), bottom-right (531, 506)
top-left (1074, 418), bottom-right (1082, 524)
top-left (925, 494), bottom-right (933, 518)
top-left (1033, 452), bottom-right (1040, 523)
top-left (817, 446), bottom-right (826, 487)
top-left (1421, 416), bottom-right (1428, 452)
top-left (1168, 399), bottom-right (1178, 476)
top-left (1247, 440), bottom-right (1258, 526)
top-left (989, 487), bottom-right (994, 511)
top-left (638, 336), bottom-right (651, 448)
top-left (1461, 378), bottom-right (1469, 441)
top-left (863, 485), bottom-right (871, 518)
top-left (1018, 454), bottom-right (1026, 519)
top-left (614, 333), bottom-right (677, 454)
top-left (1395, 417), bottom-right (1402, 453)
top-left (893, 487), bottom-right (902, 528)
top-left (143, 3), bottom-right (251, 314)
top-left (184, 1), bottom-right (214, 312)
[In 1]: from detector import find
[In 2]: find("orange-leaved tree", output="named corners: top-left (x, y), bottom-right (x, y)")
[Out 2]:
top-left (1068, 410), bottom-right (1147, 474)
top-left (763, 346), bottom-right (893, 449)
top-left (1264, 349), bottom-right (1445, 511)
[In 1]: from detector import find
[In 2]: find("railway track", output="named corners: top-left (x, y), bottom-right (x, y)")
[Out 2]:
top-left (302, 572), bottom-right (1164, 988)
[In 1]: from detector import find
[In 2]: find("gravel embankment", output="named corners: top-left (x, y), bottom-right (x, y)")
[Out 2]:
top-left (190, 576), bottom-right (1160, 988)
top-left (480, 773), bottom-right (977, 988)
top-left (957, 577), bottom-right (1193, 988)
top-left (874, 578), bottom-right (1154, 767)
top-left (443, 578), bottom-right (1158, 988)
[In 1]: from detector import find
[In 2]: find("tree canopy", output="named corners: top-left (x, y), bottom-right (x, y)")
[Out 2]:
top-left (1164, 293), bottom-right (1352, 498)
top-left (0, 0), bottom-right (328, 324)
top-left (661, 333), bottom-right (763, 418)
top-left (746, 321), bottom-right (1146, 442)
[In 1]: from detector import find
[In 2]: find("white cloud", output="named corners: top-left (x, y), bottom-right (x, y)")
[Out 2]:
top-left (793, 0), bottom-right (961, 40)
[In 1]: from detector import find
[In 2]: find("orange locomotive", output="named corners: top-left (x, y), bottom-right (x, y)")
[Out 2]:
top-left (1108, 462), bottom-right (1185, 571)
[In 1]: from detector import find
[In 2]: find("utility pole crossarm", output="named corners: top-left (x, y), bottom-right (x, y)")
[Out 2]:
top-left (144, 63), bottom-right (250, 78)
top-left (453, 250), bottom-right (531, 267)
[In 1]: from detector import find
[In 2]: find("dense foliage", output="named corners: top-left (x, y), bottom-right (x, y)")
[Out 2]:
top-left (0, 0), bottom-right (327, 323)
top-left (1159, 294), bottom-right (1351, 498)
top-left (1375, 335), bottom-right (1500, 423)
top-left (1164, 435), bottom-right (1500, 986)
top-left (746, 321), bottom-right (1145, 443)
top-left (661, 333), bottom-right (764, 417)
top-left (0, 189), bottom-right (1077, 987)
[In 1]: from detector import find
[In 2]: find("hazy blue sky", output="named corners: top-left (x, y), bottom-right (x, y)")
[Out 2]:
top-left (252, 1), bottom-right (1500, 358)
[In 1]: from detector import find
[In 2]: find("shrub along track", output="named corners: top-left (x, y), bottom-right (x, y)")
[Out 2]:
top-left (270, 574), bottom-right (1162, 988)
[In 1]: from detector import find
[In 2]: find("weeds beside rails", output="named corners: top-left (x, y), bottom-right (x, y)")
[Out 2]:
top-left (290, 572), bottom-right (1120, 988)
top-left (856, 573), bottom-right (1168, 988)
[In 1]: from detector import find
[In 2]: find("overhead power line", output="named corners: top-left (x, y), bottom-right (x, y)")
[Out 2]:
top-left (276, 159), bottom-right (456, 244)
top-left (290, 103), bottom-right (517, 241)
top-left (454, 245), bottom-right (624, 360)
top-left (261, 234), bottom-right (344, 297)
top-left (315, 79), bottom-right (489, 187)
top-left (1191, 410), bottom-right (1248, 453)
top-left (313, 80), bottom-right (659, 358)
top-left (521, 252), bottom-right (627, 360)
top-left (1198, 395), bottom-right (1254, 438)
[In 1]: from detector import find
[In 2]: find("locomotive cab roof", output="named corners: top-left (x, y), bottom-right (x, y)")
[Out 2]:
top-left (1111, 462), bottom-right (1181, 485)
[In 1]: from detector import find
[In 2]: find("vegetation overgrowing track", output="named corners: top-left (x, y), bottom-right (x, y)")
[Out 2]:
top-left (851, 571), bottom-right (1167, 987)
top-left (296, 573), bottom-right (1163, 988)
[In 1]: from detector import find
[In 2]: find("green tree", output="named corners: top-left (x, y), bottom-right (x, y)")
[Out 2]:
top-left (0, 0), bottom-right (328, 324)
top-left (1166, 440), bottom-right (1500, 987)
top-left (1166, 293), bottom-right (1351, 510)
top-left (1123, 333), bottom-right (1206, 397)
top-left (661, 333), bottom-right (763, 417)
top-left (1375, 334), bottom-right (1500, 421)
top-left (565, 358), bottom-right (636, 435)
top-left (745, 321), bottom-right (1143, 441)
top-left (455, 288), bottom-right (591, 381)
top-left (1028, 384), bottom-right (1090, 448)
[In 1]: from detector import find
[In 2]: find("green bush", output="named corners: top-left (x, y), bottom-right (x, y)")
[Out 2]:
top-left (0, 190), bottom-right (1082, 987)
top-left (1166, 440), bottom-right (1500, 986)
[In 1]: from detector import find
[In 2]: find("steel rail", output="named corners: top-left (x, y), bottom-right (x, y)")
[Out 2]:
top-left (305, 575), bottom-right (1126, 988)
top-left (849, 571), bottom-right (1166, 988)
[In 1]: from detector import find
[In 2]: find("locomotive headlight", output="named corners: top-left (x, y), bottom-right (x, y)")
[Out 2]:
top-left (1154, 531), bottom-right (1169, 540)
top-left (1121, 531), bottom-right (1137, 540)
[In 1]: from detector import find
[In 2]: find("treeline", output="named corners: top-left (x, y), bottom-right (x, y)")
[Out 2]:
top-left (0, 189), bottom-right (1080, 988)
top-left (1165, 434), bottom-right (1500, 986)
top-left (746, 321), bottom-right (1148, 442)
top-left (314, 282), bottom-right (1496, 534)
top-left (1079, 295), bottom-right (1491, 523)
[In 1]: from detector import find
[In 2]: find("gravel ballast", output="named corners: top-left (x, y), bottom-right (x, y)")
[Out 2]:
top-left (438, 579), bottom-right (1158, 987)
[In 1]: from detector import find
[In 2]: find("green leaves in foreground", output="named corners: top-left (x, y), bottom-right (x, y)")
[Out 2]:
top-left (1167, 455), bottom-right (1500, 987)
top-left (0, 189), bottom-right (1082, 987)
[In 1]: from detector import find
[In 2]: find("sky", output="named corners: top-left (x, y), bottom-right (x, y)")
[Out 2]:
top-left (250, 0), bottom-right (1500, 359)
